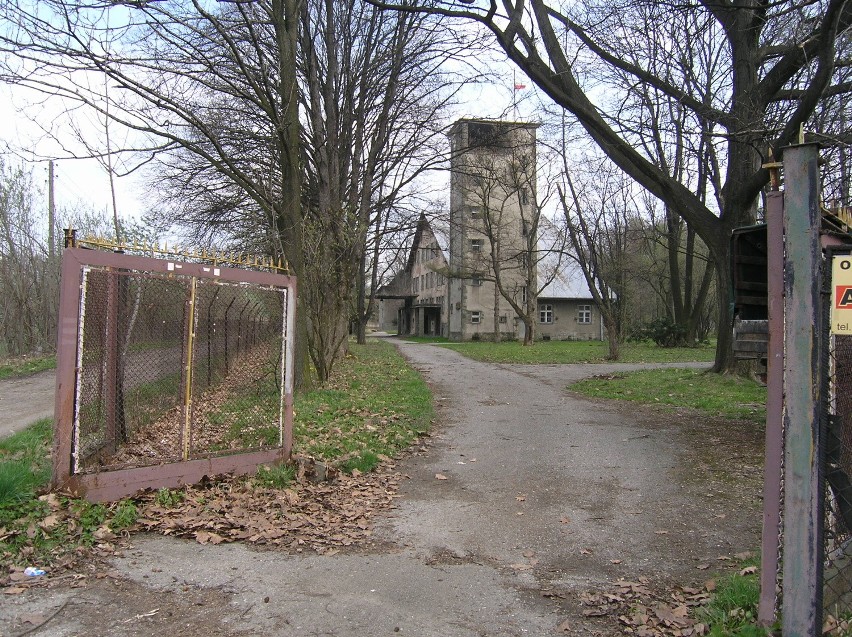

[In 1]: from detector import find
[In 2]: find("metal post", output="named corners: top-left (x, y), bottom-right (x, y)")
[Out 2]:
top-left (759, 186), bottom-right (784, 625)
top-left (104, 270), bottom-right (120, 453)
top-left (782, 143), bottom-right (825, 636)
top-left (52, 250), bottom-right (83, 487)
top-left (282, 281), bottom-right (296, 457)
top-left (181, 278), bottom-right (198, 461)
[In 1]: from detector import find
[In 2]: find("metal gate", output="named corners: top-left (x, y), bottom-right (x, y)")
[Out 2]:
top-left (52, 244), bottom-right (297, 501)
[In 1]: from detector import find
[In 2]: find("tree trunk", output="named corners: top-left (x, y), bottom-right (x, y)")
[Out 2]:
top-left (710, 241), bottom-right (735, 373)
top-left (606, 319), bottom-right (620, 360)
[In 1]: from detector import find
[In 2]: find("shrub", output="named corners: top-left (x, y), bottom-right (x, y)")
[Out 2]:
top-left (637, 317), bottom-right (689, 347)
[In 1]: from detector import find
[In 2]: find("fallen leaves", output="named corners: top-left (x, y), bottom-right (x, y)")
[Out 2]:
top-left (131, 461), bottom-right (405, 554)
top-left (564, 577), bottom-right (716, 637)
top-left (434, 473), bottom-right (448, 480)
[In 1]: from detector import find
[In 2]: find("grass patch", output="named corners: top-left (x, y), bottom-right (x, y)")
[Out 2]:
top-left (571, 368), bottom-right (766, 424)
top-left (0, 355), bottom-right (56, 380)
top-left (293, 340), bottom-right (433, 473)
top-left (0, 418), bottom-right (52, 505)
top-left (255, 463), bottom-right (296, 488)
top-left (699, 567), bottom-right (765, 636)
top-left (439, 340), bottom-right (715, 364)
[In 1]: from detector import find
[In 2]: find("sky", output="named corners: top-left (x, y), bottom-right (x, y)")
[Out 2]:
top-left (1, 82), bottom-right (144, 228)
top-left (1, 45), bottom-right (537, 241)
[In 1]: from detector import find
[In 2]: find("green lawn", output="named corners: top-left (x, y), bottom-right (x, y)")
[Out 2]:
top-left (571, 367), bottom-right (766, 424)
top-left (435, 339), bottom-right (715, 364)
top-left (0, 355), bottom-right (57, 380)
top-left (294, 340), bottom-right (433, 472)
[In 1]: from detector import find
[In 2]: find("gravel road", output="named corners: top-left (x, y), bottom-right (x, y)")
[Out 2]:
top-left (0, 370), bottom-right (55, 438)
top-left (0, 340), bottom-right (763, 636)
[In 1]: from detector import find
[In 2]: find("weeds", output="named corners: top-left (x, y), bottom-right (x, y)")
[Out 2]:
top-left (255, 463), bottom-right (295, 488)
top-left (109, 500), bottom-right (138, 529)
top-left (154, 487), bottom-right (185, 508)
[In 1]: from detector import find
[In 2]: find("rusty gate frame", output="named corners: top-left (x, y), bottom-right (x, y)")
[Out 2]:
top-left (52, 247), bottom-right (297, 501)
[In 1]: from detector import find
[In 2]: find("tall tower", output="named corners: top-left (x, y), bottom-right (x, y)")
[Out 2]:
top-left (446, 119), bottom-right (539, 341)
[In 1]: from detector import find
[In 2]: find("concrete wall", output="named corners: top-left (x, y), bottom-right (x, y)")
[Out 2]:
top-left (536, 299), bottom-right (601, 340)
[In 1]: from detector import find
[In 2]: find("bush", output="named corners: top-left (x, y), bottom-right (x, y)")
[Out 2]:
top-left (635, 317), bottom-right (689, 347)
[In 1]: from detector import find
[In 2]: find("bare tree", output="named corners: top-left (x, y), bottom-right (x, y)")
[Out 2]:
top-left (0, 0), bottom-right (307, 381)
top-left (109, 1), bottom-right (468, 382)
top-left (0, 160), bottom-right (56, 357)
top-left (369, 0), bottom-right (852, 372)
top-left (636, 193), bottom-right (716, 345)
top-left (298, 0), bottom-right (478, 369)
top-left (559, 161), bottom-right (638, 360)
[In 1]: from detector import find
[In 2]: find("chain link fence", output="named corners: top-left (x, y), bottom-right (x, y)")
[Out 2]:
top-left (54, 246), bottom-right (296, 500)
top-left (825, 329), bottom-right (852, 622)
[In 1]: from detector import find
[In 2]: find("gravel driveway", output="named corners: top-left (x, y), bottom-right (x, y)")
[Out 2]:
top-left (0, 340), bottom-right (762, 636)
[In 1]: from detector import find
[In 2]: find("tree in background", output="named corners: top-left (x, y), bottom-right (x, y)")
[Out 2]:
top-left (559, 160), bottom-right (637, 360)
top-left (1, 0), bottom-right (307, 380)
top-left (0, 158), bottom-right (150, 359)
top-left (369, 0), bottom-right (852, 372)
top-left (0, 160), bottom-right (56, 357)
top-left (298, 0), bottom-right (470, 378)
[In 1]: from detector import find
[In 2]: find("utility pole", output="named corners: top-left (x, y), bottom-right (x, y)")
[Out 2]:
top-left (48, 160), bottom-right (55, 260)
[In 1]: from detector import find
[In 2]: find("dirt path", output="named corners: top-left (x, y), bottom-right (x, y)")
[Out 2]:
top-left (0, 347), bottom-right (185, 440)
top-left (0, 370), bottom-right (55, 438)
top-left (0, 342), bottom-right (763, 636)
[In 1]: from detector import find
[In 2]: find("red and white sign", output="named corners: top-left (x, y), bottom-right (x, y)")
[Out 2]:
top-left (832, 257), bottom-right (852, 334)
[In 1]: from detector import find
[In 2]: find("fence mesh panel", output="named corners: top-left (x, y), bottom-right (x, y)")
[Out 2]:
top-left (826, 330), bottom-right (852, 620)
top-left (73, 265), bottom-right (287, 473)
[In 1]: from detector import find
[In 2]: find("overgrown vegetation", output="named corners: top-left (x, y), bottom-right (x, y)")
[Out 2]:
top-left (439, 339), bottom-right (715, 365)
top-left (0, 418), bottom-right (52, 504)
top-left (571, 367), bottom-right (766, 424)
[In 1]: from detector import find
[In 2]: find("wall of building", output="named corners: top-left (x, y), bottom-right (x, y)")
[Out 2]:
top-left (378, 298), bottom-right (404, 332)
top-left (536, 299), bottom-right (602, 340)
top-left (448, 119), bottom-right (538, 342)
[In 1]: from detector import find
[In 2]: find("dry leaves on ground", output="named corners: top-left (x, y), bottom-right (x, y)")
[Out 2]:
top-left (573, 577), bottom-right (714, 637)
top-left (132, 460), bottom-right (404, 554)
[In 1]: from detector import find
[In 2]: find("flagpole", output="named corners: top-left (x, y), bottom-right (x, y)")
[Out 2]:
top-left (512, 69), bottom-right (517, 120)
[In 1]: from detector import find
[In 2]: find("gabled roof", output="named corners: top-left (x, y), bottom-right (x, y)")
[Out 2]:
top-left (536, 217), bottom-right (594, 300)
top-left (406, 213), bottom-right (449, 271)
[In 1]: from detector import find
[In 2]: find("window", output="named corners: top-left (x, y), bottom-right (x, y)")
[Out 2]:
top-left (469, 205), bottom-right (483, 220)
top-left (520, 187), bottom-right (529, 206)
top-left (578, 305), bottom-right (592, 324)
top-left (470, 238), bottom-right (483, 253)
top-left (470, 311), bottom-right (482, 324)
top-left (499, 315), bottom-right (507, 324)
top-left (539, 304), bottom-right (553, 324)
top-left (471, 276), bottom-right (483, 287)
top-left (521, 286), bottom-right (527, 304)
